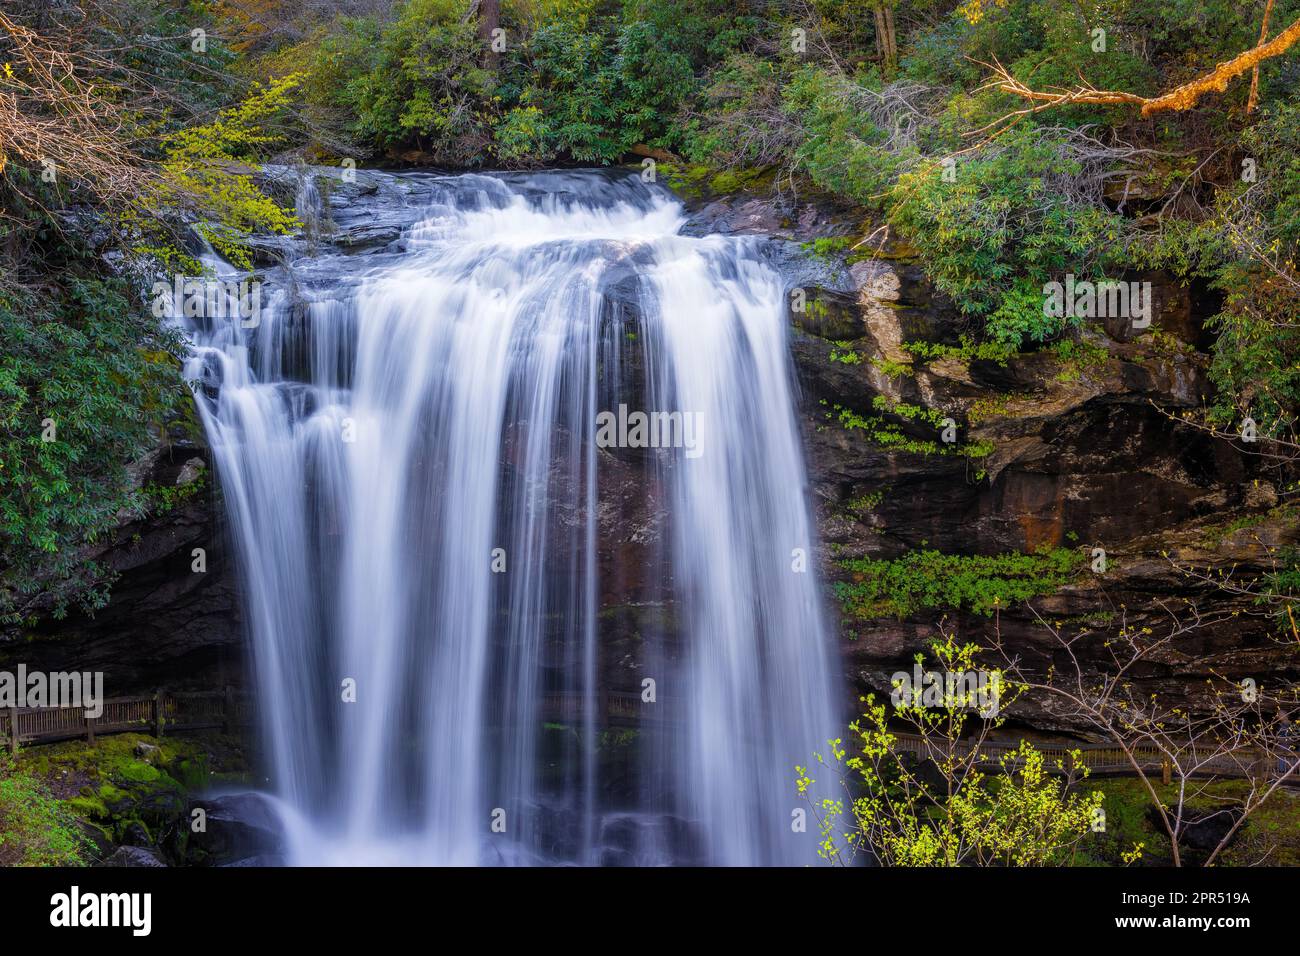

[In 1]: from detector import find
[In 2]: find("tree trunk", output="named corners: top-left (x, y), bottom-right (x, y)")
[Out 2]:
top-left (1248, 0), bottom-right (1275, 114)
top-left (478, 0), bottom-right (501, 70)
top-left (874, 3), bottom-right (898, 75)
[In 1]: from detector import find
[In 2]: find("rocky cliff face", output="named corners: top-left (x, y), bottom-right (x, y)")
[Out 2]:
top-left (0, 439), bottom-right (244, 697)
top-left (688, 182), bottom-right (1298, 733)
top-left (15, 167), bottom-right (1296, 736)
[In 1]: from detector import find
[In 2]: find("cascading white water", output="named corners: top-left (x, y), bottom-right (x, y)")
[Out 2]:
top-left (180, 169), bottom-right (840, 866)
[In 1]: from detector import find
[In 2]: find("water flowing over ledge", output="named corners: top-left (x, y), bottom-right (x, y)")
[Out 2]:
top-left (179, 168), bottom-right (842, 866)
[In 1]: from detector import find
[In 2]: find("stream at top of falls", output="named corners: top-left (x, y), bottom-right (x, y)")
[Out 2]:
top-left (175, 167), bottom-right (843, 866)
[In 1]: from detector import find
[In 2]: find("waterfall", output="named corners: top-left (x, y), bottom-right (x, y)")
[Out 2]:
top-left (293, 168), bottom-right (325, 242)
top-left (180, 169), bottom-right (841, 866)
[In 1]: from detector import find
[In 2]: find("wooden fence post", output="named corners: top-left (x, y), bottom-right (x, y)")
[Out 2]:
top-left (85, 709), bottom-right (95, 744)
top-left (1252, 746), bottom-right (1271, 784)
top-left (1161, 757), bottom-right (1172, 786)
top-left (8, 706), bottom-right (19, 754)
top-left (154, 689), bottom-right (165, 738)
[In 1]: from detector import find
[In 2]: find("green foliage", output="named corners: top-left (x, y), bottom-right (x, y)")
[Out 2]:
top-left (835, 545), bottom-right (1086, 618)
top-left (829, 340), bottom-right (863, 364)
top-left (1051, 335), bottom-right (1110, 383)
top-left (902, 336), bottom-right (1016, 366)
top-left (346, 0), bottom-right (494, 164)
top-left (500, 15), bottom-right (627, 163)
top-left (17, 732), bottom-right (237, 861)
top-left (135, 74), bottom-right (305, 269)
top-left (998, 3), bottom-right (1159, 129)
top-left (140, 471), bottom-right (205, 515)
top-left (1077, 775), bottom-right (1300, 867)
top-left (824, 398), bottom-right (995, 476)
top-left (1258, 547), bottom-right (1300, 627)
top-left (799, 634), bottom-right (1105, 866)
top-left (829, 402), bottom-right (945, 455)
top-left (502, 0), bottom-right (753, 163)
top-left (785, 66), bottom-right (905, 208)
top-left (1202, 99), bottom-right (1300, 426)
top-left (0, 273), bottom-right (185, 626)
top-left (98, 1), bottom-right (239, 134)
top-left (683, 53), bottom-right (792, 167)
top-left (889, 126), bottom-right (1124, 347)
top-left (286, 0), bottom-right (755, 166)
top-left (870, 356), bottom-right (914, 379)
top-left (0, 3), bottom-right (296, 630)
top-left (0, 756), bottom-right (89, 866)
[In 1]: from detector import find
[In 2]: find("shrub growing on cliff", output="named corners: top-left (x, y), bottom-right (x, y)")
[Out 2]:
top-left (0, 272), bottom-right (184, 628)
top-left (784, 66), bottom-right (908, 207)
top-left (1202, 98), bottom-right (1300, 429)
top-left (798, 635), bottom-right (1108, 866)
top-left (889, 125), bottom-right (1125, 347)
top-left (834, 545), bottom-right (1086, 619)
top-left (131, 74), bottom-right (305, 270)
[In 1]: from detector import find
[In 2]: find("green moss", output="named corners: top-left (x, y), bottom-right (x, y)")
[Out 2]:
top-left (1075, 777), bottom-right (1300, 867)
top-left (834, 546), bottom-right (1086, 619)
top-left (707, 166), bottom-right (774, 195)
top-left (96, 782), bottom-right (128, 806)
top-left (657, 162), bottom-right (714, 199)
top-left (801, 235), bottom-right (855, 261)
top-left (65, 794), bottom-right (109, 818)
top-left (170, 755), bottom-right (210, 792)
top-left (0, 755), bottom-right (91, 866)
top-left (13, 732), bottom-right (239, 858)
top-left (1201, 502), bottom-right (1299, 548)
top-left (116, 759), bottom-right (161, 784)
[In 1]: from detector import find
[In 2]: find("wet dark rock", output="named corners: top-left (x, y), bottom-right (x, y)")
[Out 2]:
top-left (188, 793), bottom-right (285, 865)
top-left (101, 845), bottom-right (167, 867)
top-left (221, 854), bottom-right (286, 867)
top-left (120, 822), bottom-right (154, 847)
top-left (1, 438), bottom-right (243, 697)
top-left (1180, 807), bottom-right (1245, 852)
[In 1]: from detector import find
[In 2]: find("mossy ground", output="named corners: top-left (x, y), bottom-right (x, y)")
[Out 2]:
top-left (1076, 777), bottom-right (1300, 867)
top-left (655, 161), bottom-right (777, 202)
top-left (13, 731), bottom-right (250, 864)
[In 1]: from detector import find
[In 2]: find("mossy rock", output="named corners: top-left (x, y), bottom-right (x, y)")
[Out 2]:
top-left (167, 755), bottom-right (210, 791)
top-left (116, 759), bottom-right (162, 784)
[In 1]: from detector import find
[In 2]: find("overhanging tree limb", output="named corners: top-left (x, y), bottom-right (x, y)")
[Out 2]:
top-left (978, 12), bottom-right (1300, 119)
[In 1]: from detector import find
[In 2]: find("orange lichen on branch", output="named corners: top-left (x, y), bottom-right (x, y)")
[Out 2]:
top-left (979, 13), bottom-right (1300, 121)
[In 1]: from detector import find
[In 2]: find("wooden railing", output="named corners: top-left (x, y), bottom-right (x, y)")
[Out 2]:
top-left (1, 688), bottom-right (251, 753)
top-left (2, 689), bottom-right (1284, 783)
